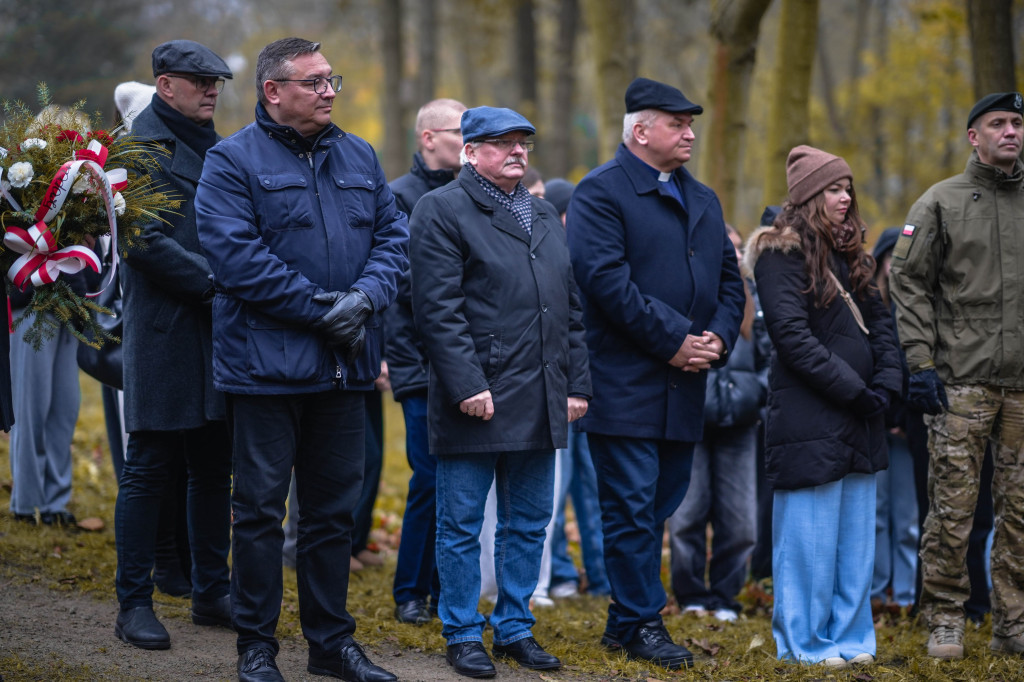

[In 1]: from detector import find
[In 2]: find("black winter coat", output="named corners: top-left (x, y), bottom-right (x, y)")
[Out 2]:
top-left (384, 153), bottom-right (456, 400)
top-left (745, 225), bottom-right (902, 490)
top-left (411, 171), bottom-right (591, 455)
top-left (122, 105), bottom-right (224, 432)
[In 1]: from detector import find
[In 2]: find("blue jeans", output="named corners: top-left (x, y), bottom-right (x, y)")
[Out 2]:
top-left (871, 431), bottom-right (918, 606)
top-left (114, 423), bottom-right (232, 607)
top-left (668, 424), bottom-right (757, 613)
top-left (588, 434), bottom-right (694, 644)
top-left (435, 449), bottom-right (555, 645)
top-left (393, 395), bottom-right (439, 605)
top-left (772, 474), bottom-right (876, 663)
top-left (228, 391), bottom-right (364, 657)
top-left (550, 432), bottom-right (609, 594)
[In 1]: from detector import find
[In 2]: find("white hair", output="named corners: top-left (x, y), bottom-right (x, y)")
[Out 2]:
top-left (622, 110), bottom-right (658, 144)
top-left (459, 142), bottom-right (481, 166)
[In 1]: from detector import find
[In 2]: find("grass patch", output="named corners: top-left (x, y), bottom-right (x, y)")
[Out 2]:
top-left (1, 374), bottom-right (1021, 679)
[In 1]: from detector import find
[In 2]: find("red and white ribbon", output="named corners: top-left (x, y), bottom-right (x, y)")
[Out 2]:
top-left (3, 139), bottom-right (124, 295)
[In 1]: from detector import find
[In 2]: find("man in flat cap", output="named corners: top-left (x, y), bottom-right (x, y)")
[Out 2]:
top-left (113, 38), bottom-right (233, 652)
top-left (891, 91), bottom-right (1024, 661)
top-left (410, 106), bottom-right (591, 678)
top-left (195, 37), bottom-right (407, 682)
top-left (566, 77), bottom-right (744, 670)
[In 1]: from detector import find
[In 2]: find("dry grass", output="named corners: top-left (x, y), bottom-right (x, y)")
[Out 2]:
top-left (1, 375), bottom-right (1021, 680)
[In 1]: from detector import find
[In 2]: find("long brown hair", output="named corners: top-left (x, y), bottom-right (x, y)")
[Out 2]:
top-left (726, 224), bottom-right (756, 340)
top-left (773, 182), bottom-right (875, 308)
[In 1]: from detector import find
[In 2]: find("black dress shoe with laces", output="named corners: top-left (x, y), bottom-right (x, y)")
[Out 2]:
top-left (446, 641), bottom-right (496, 678)
top-left (394, 597), bottom-right (432, 625)
top-left (308, 638), bottom-right (397, 681)
top-left (191, 594), bottom-right (233, 629)
top-left (114, 606), bottom-right (170, 650)
top-left (492, 636), bottom-right (561, 670)
top-left (239, 647), bottom-right (284, 682)
top-left (622, 619), bottom-right (693, 670)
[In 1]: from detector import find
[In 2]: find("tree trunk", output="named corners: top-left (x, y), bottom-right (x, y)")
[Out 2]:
top-left (581, 0), bottom-right (635, 164)
top-left (700, 0), bottom-right (773, 222)
top-left (764, 0), bottom-right (820, 208)
top-left (380, 0), bottom-right (405, 180)
top-left (515, 0), bottom-right (539, 125)
top-left (546, 0), bottom-right (578, 179)
top-left (967, 0), bottom-right (1016, 97)
top-left (417, 0), bottom-right (438, 106)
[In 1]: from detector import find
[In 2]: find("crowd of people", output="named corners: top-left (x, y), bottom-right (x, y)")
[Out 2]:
top-left (4, 33), bottom-right (1023, 682)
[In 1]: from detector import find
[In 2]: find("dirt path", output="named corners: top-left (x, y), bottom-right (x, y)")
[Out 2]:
top-left (0, 577), bottom-right (573, 681)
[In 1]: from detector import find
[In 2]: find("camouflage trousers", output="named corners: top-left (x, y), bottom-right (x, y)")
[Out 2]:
top-left (920, 384), bottom-right (1024, 636)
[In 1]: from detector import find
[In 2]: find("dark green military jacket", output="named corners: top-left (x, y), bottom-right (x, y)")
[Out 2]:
top-left (891, 151), bottom-right (1024, 388)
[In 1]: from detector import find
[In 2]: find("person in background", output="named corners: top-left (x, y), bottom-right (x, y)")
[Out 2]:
top-left (567, 77), bottom-right (745, 671)
top-left (746, 145), bottom-right (901, 668)
top-left (668, 223), bottom-right (769, 623)
top-left (522, 166), bottom-right (545, 198)
top-left (890, 92), bottom-right (1024, 660)
top-left (387, 97), bottom-right (467, 624)
top-left (869, 228), bottom-right (919, 615)
top-left (113, 40), bottom-right (234, 652)
top-left (411, 106), bottom-right (590, 678)
top-left (195, 37), bottom-right (406, 682)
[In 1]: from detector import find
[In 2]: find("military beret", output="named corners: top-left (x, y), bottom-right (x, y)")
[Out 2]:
top-left (967, 91), bottom-right (1023, 129)
top-left (152, 40), bottom-right (233, 79)
top-left (461, 106), bottom-right (535, 144)
top-left (759, 205), bottom-right (781, 227)
top-left (544, 178), bottom-right (575, 215)
top-left (625, 77), bottom-right (703, 115)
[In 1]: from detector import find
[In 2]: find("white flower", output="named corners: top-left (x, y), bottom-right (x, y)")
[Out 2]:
top-left (113, 192), bottom-right (126, 216)
top-left (7, 162), bottom-right (34, 188)
top-left (21, 138), bottom-right (46, 150)
top-left (72, 174), bottom-right (93, 194)
top-left (0, 147), bottom-right (7, 159)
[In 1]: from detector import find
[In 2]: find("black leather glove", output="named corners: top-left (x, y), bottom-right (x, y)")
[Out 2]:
top-left (312, 289), bottom-right (373, 351)
top-left (907, 368), bottom-right (948, 415)
top-left (851, 386), bottom-right (886, 418)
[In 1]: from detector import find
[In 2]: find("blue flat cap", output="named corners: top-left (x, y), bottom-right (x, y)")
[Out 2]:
top-left (152, 40), bottom-right (233, 79)
top-left (967, 91), bottom-right (1023, 129)
top-left (461, 106), bottom-right (535, 144)
top-left (625, 77), bottom-right (702, 115)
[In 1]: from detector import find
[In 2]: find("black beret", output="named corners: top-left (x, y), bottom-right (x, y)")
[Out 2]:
top-left (872, 226), bottom-right (900, 260)
top-left (967, 92), bottom-right (1023, 129)
top-left (625, 77), bottom-right (702, 115)
top-left (461, 106), bottom-right (535, 144)
top-left (152, 40), bottom-right (233, 79)
top-left (759, 205), bottom-right (781, 227)
top-left (544, 178), bottom-right (575, 215)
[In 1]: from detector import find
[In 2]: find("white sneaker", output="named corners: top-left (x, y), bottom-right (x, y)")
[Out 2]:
top-left (682, 604), bottom-right (710, 617)
top-left (530, 595), bottom-right (555, 609)
top-left (713, 609), bottom-right (738, 622)
top-left (822, 657), bottom-right (848, 668)
top-left (848, 653), bottom-right (874, 665)
top-left (550, 580), bottom-right (579, 599)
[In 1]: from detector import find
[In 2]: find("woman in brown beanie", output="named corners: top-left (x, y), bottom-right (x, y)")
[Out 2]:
top-left (743, 146), bottom-right (902, 667)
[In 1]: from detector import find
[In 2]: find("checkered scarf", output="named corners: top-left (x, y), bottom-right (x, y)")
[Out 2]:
top-left (465, 163), bottom-right (533, 235)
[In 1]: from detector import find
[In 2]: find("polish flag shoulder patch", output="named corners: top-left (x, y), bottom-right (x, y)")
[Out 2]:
top-left (902, 224), bottom-right (916, 236)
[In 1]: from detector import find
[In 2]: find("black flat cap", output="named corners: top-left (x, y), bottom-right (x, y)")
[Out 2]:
top-left (967, 91), bottom-right (1023, 129)
top-left (625, 77), bottom-right (702, 115)
top-left (152, 40), bottom-right (233, 79)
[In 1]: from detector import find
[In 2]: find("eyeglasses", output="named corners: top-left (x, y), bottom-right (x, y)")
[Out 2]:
top-left (165, 74), bottom-right (225, 93)
top-left (480, 139), bottom-right (534, 152)
top-left (428, 128), bottom-right (461, 135)
top-left (273, 75), bottom-right (343, 95)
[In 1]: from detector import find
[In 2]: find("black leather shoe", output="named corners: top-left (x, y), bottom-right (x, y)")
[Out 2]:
top-left (238, 647), bottom-right (284, 682)
top-left (394, 598), bottom-right (432, 625)
top-left (114, 606), bottom-right (170, 650)
top-left (623, 619), bottom-right (693, 670)
top-left (308, 639), bottom-right (397, 681)
top-left (600, 632), bottom-right (622, 651)
top-left (492, 637), bottom-right (561, 670)
top-left (446, 641), bottom-right (496, 678)
top-left (191, 594), bottom-right (233, 629)
top-left (41, 510), bottom-right (76, 527)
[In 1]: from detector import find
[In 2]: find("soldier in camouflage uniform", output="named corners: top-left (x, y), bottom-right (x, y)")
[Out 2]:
top-left (890, 91), bottom-right (1024, 660)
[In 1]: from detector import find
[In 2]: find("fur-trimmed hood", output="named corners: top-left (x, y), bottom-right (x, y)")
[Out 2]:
top-left (743, 225), bottom-right (801, 279)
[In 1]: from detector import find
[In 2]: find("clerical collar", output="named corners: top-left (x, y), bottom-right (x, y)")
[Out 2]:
top-left (658, 171), bottom-right (672, 182)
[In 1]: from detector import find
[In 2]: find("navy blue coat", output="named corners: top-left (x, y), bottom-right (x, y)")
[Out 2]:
top-left (567, 144), bottom-right (745, 442)
top-left (194, 104), bottom-right (408, 394)
top-left (411, 171), bottom-right (591, 455)
top-left (122, 105), bottom-right (224, 431)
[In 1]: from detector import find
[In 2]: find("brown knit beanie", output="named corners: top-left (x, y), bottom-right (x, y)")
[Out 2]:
top-left (786, 145), bottom-right (853, 206)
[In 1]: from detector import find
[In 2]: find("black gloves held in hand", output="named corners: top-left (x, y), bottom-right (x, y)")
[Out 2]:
top-left (907, 368), bottom-right (949, 415)
top-left (312, 289), bottom-right (373, 360)
top-left (851, 386), bottom-right (887, 418)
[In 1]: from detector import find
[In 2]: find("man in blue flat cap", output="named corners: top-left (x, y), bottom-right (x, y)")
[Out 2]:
top-left (410, 106), bottom-right (592, 678)
top-left (567, 78), bottom-right (745, 670)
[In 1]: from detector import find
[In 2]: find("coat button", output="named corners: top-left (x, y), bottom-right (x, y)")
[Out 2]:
top-left (689, 249), bottom-right (695, 257)
top-left (530, 252), bottom-right (536, 259)
top-left (670, 381), bottom-right (678, 389)
top-left (543, 361), bottom-right (550, 368)
top-left (541, 304), bottom-right (548, 312)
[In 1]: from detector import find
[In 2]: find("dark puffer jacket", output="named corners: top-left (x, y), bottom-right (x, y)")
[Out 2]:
top-left (745, 225), bottom-right (902, 490)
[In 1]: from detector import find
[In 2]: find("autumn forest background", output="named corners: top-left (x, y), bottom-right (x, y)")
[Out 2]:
top-left (3, 0), bottom-right (1022, 241)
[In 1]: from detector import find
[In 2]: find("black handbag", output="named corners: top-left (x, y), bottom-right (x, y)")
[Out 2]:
top-left (77, 265), bottom-right (123, 390)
